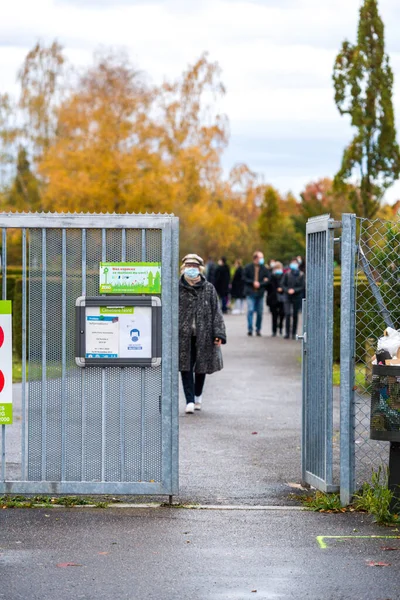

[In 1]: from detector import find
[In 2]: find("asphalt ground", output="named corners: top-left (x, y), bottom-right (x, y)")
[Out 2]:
top-left (1, 507), bottom-right (400, 600)
top-left (1, 310), bottom-right (400, 599)
top-left (177, 311), bottom-right (305, 505)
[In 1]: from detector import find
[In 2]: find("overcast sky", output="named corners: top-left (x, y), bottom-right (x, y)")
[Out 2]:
top-left (2, 0), bottom-right (400, 202)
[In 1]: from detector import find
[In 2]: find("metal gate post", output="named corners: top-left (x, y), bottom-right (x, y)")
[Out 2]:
top-left (340, 213), bottom-right (357, 505)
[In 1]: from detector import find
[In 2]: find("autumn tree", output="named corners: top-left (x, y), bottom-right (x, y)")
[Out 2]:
top-left (0, 93), bottom-right (20, 191)
top-left (333, 0), bottom-right (400, 217)
top-left (18, 41), bottom-right (66, 163)
top-left (39, 51), bottom-right (163, 213)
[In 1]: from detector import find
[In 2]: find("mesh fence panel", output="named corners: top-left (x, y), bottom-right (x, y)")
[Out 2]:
top-left (353, 217), bottom-right (397, 487)
top-left (0, 213), bottom-right (177, 495)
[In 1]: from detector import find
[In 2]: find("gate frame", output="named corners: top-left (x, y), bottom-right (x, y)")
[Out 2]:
top-left (302, 214), bottom-right (339, 493)
top-left (0, 212), bottom-right (179, 497)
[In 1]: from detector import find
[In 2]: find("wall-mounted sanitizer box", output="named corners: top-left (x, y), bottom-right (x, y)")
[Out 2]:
top-left (75, 296), bottom-right (161, 368)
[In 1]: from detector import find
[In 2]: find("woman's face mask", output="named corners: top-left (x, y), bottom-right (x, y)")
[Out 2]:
top-left (290, 263), bottom-right (299, 271)
top-left (274, 269), bottom-right (283, 276)
top-left (184, 267), bottom-right (200, 279)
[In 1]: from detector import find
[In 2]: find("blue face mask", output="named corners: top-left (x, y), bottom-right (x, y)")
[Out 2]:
top-left (259, 258), bottom-right (265, 265)
top-left (290, 263), bottom-right (299, 271)
top-left (274, 270), bottom-right (283, 276)
top-left (184, 267), bottom-right (200, 279)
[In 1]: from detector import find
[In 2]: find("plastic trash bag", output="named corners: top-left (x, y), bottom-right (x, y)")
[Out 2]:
top-left (377, 327), bottom-right (400, 358)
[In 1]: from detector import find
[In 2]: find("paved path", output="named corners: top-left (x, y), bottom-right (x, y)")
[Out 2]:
top-left (178, 312), bottom-right (303, 505)
top-left (2, 507), bottom-right (399, 600)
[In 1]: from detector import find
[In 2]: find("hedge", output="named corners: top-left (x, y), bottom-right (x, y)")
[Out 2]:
top-left (333, 281), bottom-right (390, 364)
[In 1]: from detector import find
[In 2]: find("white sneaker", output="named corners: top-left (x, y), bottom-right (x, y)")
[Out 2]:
top-left (194, 395), bottom-right (202, 410)
top-left (185, 402), bottom-right (195, 414)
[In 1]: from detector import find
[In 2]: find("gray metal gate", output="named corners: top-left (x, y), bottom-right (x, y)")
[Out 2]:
top-left (301, 215), bottom-right (339, 492)
top-left (304, 212), bottom-right (399, 504)
top-left (0, 212), bottom-right (179, 496)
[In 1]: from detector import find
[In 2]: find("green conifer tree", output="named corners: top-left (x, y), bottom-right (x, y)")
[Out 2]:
top-left (333, 0), bottom-right (400, 217)
top-left (8, 146), bottom-right (41, 211)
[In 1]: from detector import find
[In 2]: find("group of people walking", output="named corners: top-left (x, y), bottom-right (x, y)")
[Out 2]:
top-left (205, 253), bottom-right (305, 339)
top-left (179, 250), bottom-right (305, 414)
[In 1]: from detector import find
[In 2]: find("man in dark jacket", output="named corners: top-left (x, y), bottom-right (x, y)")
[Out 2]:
top-left (205, 257), bottom-right (217, 285)
top-left (214, 256), bottom-right (231, 314)
top-left (243, 251), bottom-right (270, 336)
top-left (282, 257), bottom-right (305, 339)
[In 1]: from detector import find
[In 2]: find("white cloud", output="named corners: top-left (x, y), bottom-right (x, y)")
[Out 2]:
top-left (1, 0), bottom-right (400, 202)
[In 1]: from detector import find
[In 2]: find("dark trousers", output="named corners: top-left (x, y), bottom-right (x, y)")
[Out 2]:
top-left (270, 302), bottom-right (285, 335)
top-left (219, 294), bottom-right (229, 314)
top-left (181, 336), bottom-right (206, 404)
top-left (284, 297), bottom-right (302, 337)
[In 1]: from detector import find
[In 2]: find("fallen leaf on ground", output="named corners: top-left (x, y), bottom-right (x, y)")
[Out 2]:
top-left (366, 561), bottom-right (391, 567)
top-left (381, 547), bottom-right (399, 551)
top-left (287, 482), bottom-right (307, 490)
top-left (251, 432), bottom-right (258, 435)
top-left (56, 562), bottom-right (83, 568)
top-left (98, 552), bottom-right (109, 555)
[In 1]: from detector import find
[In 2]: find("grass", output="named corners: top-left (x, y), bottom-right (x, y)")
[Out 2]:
top-left (332, 363), bottom-right (371, 391)
top-left (298, 468), bottom-right (400, 525)
top-left (298, 491), bottom-right (346, 513)
top-left (12, 356), bottom-right (68, 384)
top-left (0, 495), bottom-right (112, 509)
top-left (353, 467), bottom-right (400, 525)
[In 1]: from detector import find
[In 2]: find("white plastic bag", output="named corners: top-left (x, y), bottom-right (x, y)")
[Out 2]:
top-left (377, 327), bottom-right (400, 358)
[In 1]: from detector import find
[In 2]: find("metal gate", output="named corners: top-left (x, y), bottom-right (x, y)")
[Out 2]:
top-left (301, 214), bottom-right (339, 492)
top-left (303, 213), bottom-right (400, 504)
top-left (0, 212), bottom-right (179, 496)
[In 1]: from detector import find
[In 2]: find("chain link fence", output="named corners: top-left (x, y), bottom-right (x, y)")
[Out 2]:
top-left (353, 216), bottom-right (400, 487)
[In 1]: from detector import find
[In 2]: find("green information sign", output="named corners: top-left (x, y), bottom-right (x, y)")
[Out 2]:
top-left (99, 263), bottom-right (161, 295)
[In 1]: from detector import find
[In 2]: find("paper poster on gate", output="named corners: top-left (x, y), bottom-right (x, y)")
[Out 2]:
top-left (0, 301), bottom-right (13, 424)
top-left (85, 306), bottom-right (152, 359)
top-left (99, 262), bottom-right (161, 294)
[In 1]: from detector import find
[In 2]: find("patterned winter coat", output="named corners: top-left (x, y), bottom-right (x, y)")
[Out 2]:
top-left (179, 275), bottom-right (227, 374)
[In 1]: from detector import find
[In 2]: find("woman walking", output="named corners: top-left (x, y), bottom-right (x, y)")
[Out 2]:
top-left (231, 259), bottom-right (245, 314)
top-left (179, 254), bottom-right (227, 414)
top-left (214, 256), bottom-right (231, 314)
top-left (266, 261), bottom-right (285, 336)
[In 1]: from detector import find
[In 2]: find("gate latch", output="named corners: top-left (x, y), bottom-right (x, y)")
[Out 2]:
top-left (296, 333), bottom-right (307, 343)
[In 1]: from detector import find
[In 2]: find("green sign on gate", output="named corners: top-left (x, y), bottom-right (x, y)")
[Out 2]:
top-left (99, 262), bottom-right (161, 294)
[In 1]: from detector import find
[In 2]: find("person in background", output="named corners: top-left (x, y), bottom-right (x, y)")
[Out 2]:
top-left (243, 251), bottom-right (270, 336)
top-left (205, 256), bottom-right (217, 285)
top-left (269, 259), bottom-right (277, 270)
top-left (214, 256), bottom-right (231, 314)
top-left (296, 255), bottom-right (305, 274)
top-left (282, 258), bottom-right (305, 340)
top-left (231, 259), bottom-right (245, 314)
top-left (266, 261), bottom-right (285, 337)
top-left (179, 254), bottom-right (227, 414)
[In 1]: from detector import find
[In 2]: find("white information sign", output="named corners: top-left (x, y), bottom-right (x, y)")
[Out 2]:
top-left (0, 300), bottom-right (12, 424)
top-left (85, 306), bottom-right (152, 359)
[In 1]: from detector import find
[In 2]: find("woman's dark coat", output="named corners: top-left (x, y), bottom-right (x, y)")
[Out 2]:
top-left (266, 273), bottom-right (284, 307)
top-left (231, 266), bottom-right (245, 299)
top-left (179, 275), bottom-right (227, 374)
top-left (214, 264), bottom-right (231, 297)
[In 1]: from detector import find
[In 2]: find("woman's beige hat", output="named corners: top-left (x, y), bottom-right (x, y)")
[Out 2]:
top-left (181, 254), bottom-right (204, 267)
